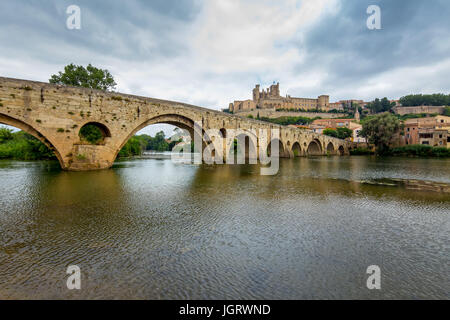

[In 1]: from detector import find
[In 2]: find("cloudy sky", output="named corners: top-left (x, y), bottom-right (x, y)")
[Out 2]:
top-left (1, 0), bottom-right (449, 135)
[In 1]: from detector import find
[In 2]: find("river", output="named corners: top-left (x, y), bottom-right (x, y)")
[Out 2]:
top-left (0, 155), bottom-right (448, 299)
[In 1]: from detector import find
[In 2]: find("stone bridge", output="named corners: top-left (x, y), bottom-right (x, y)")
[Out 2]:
top-left (0, 77), bottom-right (351, 171)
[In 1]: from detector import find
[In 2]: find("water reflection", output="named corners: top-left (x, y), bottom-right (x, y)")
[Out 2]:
top-left (0, 157), bottom-right (449, 299)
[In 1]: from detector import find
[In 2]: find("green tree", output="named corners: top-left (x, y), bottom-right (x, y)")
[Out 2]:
top-left (323, 128), bottom-right (337, 138)
top-left (117, 131), bottom-right (182, 158)
top-left (323, 127), bottom-right (353, 139)
top-left (49, 63), bottom-right (117, 91)
top-left (443, 106), bottom-right (450, 116)
top-left (366, 97), bottom-right (395, 114)
top-left (336, 127), bottom-right (353, 139)
top-left (148, 131), bottom-right (169, 151)
top-left (359, 113), bottom-right (402, 153)
top-left (399, 93), bottom-right (450, 106)
top-left (118, 136), bottom-right (145, 157)
top-left (0, 131), bottom-right (55, 160)
top-left (0, 127), bottom-right (13, 143)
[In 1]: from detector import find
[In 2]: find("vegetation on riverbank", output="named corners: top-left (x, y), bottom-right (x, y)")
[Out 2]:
top-left (349, 148), bottom-right (375, 155)
top-left (118, 131), bottom-right (181, 158)
top-left (0, 127), bottom-right (181, 160)
top-left (0, 128), bottom-right (56, 160)
top-left (350, 145), bottom-right (450, 157)
top-left (387, 145), bottom-right (450, 157)
top-left (359, 113), bottom-right (403, 154)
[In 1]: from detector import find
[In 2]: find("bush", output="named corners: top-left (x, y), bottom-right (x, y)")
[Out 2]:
top-left (444, 106), bottom-right (450, 116)
top-left (350, 148), bottom-right (374, 155)
top-left (79, 124), bottom-right (104, 144)
top-left (0, 127), bottom-right (13, 143)
top-left (323, 127), bottom-right (353, 139)
top-left (388, 145), bottom-right (450, 157)
top-left (259, 116), bottom-right (319, 126)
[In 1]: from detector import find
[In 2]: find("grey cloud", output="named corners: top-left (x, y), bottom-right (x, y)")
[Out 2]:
top-left (0, 0), bottom-right (449, 108)
top-left (0, 0), bottom-right (200, 65)
top-left (288, 0), bottom-right (450, 97)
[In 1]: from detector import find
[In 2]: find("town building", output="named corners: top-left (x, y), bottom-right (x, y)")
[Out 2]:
top-left (417, 129), bottom-right (448, 147)
top-left (228, 99), bottom-right (256, 113)
top-left (309, 118), bottom-right (366, 143)
top-left (351, 123), bottom-right (365, 143)
top-left (404, 115), bottom-right (450, 147)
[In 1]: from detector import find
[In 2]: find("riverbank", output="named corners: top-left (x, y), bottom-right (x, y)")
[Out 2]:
top-left (350, 145), bottom-right (450, 157)
top-left (0, 129), bottom-right (55, 160)
top-left (0, 128), bottom-right (180, 160)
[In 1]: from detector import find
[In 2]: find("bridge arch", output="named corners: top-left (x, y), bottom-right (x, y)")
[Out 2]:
top-left (292, 141), bottom-right (302, 157)
top-left (266, 138), bottom-right (288, 158)
top-left (234, 132), bottom-right (258, 163)
top-left (78, 122), bottom-right (112, 145)
top-left (326, 142), bottom-right (335, 155)
top-left (306, 139), bottom-right (322, 156)
top-left (338, 145), bottom-right (345, 156)
top-left (114, 113), bottom-right (199, 161)
top-left (0, 113), bottom-right (65, 168)
top-left (224, 129), bottom-right (258, 164)
top-left (285, 140), bottom-right (294, 158)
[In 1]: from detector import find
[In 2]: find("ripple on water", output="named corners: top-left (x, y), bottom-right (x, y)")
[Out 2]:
top-left (0, 157), bottom-right (449, 299)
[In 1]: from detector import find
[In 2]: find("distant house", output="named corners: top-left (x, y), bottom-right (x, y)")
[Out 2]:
top-left (404, 115), bottom-right (450, 147)
top-left (310, 118), bottom-right (367, 143)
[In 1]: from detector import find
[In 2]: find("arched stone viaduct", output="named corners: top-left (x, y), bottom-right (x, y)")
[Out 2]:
top-left (0, 77), bottom-right (351, 171)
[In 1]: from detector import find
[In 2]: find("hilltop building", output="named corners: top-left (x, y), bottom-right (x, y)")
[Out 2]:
top-left (228, 83), bottom-right (349, 113)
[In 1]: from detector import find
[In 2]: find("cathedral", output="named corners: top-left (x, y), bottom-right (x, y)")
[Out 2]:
top-left (228, 83), bottom-right (342, 113)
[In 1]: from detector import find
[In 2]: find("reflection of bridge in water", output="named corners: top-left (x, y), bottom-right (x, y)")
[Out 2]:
top-left (0, 77), bottom-right (351, 171)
